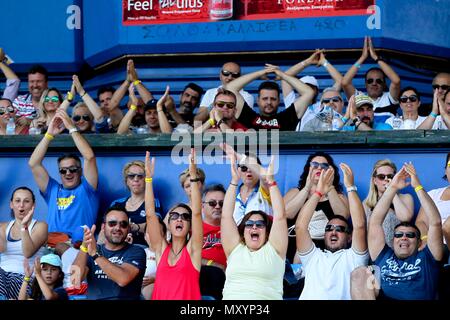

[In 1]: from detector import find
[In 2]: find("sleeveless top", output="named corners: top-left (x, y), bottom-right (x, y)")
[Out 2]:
top-left (0, 219), bottom-right (45, 273)
top-left (151, 245), bottom-right (201, 300)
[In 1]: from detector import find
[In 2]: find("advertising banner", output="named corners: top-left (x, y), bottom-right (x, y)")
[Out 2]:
top-left (123, 0), bottom-right (375, 25)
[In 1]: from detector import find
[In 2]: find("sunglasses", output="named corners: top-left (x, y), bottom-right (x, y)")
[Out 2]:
top-left (169, 212), bottom-right (191, 221)
top-left (432, 84), bottom-right (450, 91)
top-left (375, 173), bottom-right (394, 180)
top-left (59, 166), bottom-right (80, 175)
top-left (106, 220), bottom-right (129, 228)
top-left (310, 161), bottom-right (330, 170)
top-left (325, 224), bottom-right (348, 233)
top-left (399, 95), bottom-right (418, 103)
top-left (238, 165), bottom-right (249, 172)
top-left (44, 96), bottom-right (60, 103)
top-left (393, 231), bottom-right (417, 239)
top-left (204, 200), bottom-right (224, 208)
top-left (72, 115), bottom-right (91, 122)
top-left (127, 173), bottom-right (145, 180)
top-left (244, 219), bottom-right (266, 229)
top-left (366, 78), bottom-right (384, 85)
top-left (322, 96), bottom-right (342, 104)
top-left (215, 101), bottom-right (235, 109)
top-left (221, 70), bottom-right (240, 78)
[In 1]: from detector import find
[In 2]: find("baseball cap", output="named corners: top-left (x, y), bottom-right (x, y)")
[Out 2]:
top-left (300, 76), bottom-right (319, 89)
top-left (355, 94), bottom-right (374, 109)
top-left (144, 99), bottom-right (158, 112)
top-left (40, 253), bottom-right (63, 268)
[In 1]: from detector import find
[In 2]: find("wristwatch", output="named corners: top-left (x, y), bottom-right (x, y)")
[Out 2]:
top-left (92, 251), bottom-right (102, 261)
top-left (347, 185), bottom-right (358, 193)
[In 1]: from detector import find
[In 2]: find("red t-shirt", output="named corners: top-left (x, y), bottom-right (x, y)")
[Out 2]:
top-left (202, 222), bottom-right (227, 267)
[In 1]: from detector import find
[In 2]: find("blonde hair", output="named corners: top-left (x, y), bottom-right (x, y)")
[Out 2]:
top-left (363, 159), bottom-right (397, 210)
top-left (178, 168), bottom-right (206, 188)
top-left (122, 160), bottom-right (145, 188)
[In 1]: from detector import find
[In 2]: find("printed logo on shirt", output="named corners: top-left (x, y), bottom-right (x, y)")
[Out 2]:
top-left (254, 117), bottom-right (279, 129)
top-left (203, 233), bottom-right (222, 250)
top-left (131, 260), bottom-right (140, 266)
top-left (139, 210), bottom-right (146, 217)
top-left (381, 256), bottom-right (422, 285)
top-left (57, 195), bottom-right (76, 210)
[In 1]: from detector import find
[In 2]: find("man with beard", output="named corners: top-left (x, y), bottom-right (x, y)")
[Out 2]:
top-left (342, 94), bottom-right (392, 131)
top-left (295, 163), bottom-right (368, 300)
top-left (71, 206), bottom-right (146, 300)
top-left (163, 83), bottom-right (203, 129)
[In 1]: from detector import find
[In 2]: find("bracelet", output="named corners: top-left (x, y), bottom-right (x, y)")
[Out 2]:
top-left (323, 60), bottom-right (329, 67)
top-left (190, 178), bottom-right (200, 182)
top-left (429, 112), bottom-right (438, 118)
top-left (44, 132), bottom-right (54, 141)
top-left (67, 92), bottom-right (74, 102)
top-left (80, 245), bottom-right (88, 253)
top-left (208, 118), bottom-right (215, 127)
top-left (420, 235), bottom-right (428, 241)
top-left (314, 190), bottom-right (324, 198)
top-left (230, 182), bottom-right (238, 187)
top-left (145, 177), bottom-right (153, 183)
top-left (24, 276), bottom-right (31, 282)
top-left (130, 104), bottom-right (137, 111)
top-left (414, 185), bottom-right (424, 193)
top-left (267, 181), bottom-right (277, 187)
top-left (69, 127), bottom-right (78, 134)
top-left (80, 91), bottom-right (87, 98)
top-left (354, 62), bottom-right (361, 69)
top-left (133, 80), bottom-right (141, 86)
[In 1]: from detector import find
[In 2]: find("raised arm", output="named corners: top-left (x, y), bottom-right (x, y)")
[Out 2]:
top-left (18, 259), bottom-right (33, 300)
top-left (33, 258), bottom-right (61, 300)
top-left (418, 89), bottom-right (440, 130)
top-left (156, 86), bottom-right (173, 133)
top-left (342, 36), bottom-right (369, 99)
top-left (220, 148), bottom-right (242, 256)
top-left (404, 163), bottom-right (443, 261)
top-left (392, 193), bottom-right (414, 222)
top-left (368, 37), bottom-right (401, 101)
top-left (20, 207), bottom-right (48, 258)
top-left (438, 95), bottom-right (450, 129)
top-left (326, 169), bottom-right (349, 218)
top-left (0, 48), bottom-right (20, 101)
top-left (283, 167), bottom-right (314, 219)
top-left (70, 225), bottom-right (93, 287)
top-left (128, 60), bottom-right (154, 104)
top-left (340, 163), bottom-right (367, 253)
top-left (368, 167), bottom-right (409, 260)
top-left (59, 83), bottom-right (76, 112)
top-left (117, 85), bottom-right (138, 135)
top-left (73, 75), bottom-right (104, 123)
top-left (295, 168), bottom-right (334, 253)
top-left (318, 51), bottom-right (344, 91)
top-left (56, 109), bottom-right (98, 190)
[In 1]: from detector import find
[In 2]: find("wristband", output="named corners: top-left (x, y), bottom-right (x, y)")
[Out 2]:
top-left (346, 185), bottom-right (358, 193)
top-left (267, 181), bottom-right (277, 187)
top-left (208, 118), bottom-right (215, 127)
top-left (354, 62), bottom-right (361, 69)
top-left (447, 161), bottom-right (450, 168)
top-left (67, 92), bottom-right (74, 102)
top-left (414, 185), bottom-right (424, 193)
top-left (44, 132), bottom-right (54, 141)
top-left (80, 245), bottom-right (88, 253)
top-left (133, 80), bottom-right (141, 86)
top-left (230, 182), bottom-right (238, 187)
top-left (429, 112), bottom-right (438, 118)
top-left (130, 104), bottom-right (137, 111)
top-left (420, 235), bottom-right (428, 241)
top-left (314, 191), bottom-right (324, 198)
top-left (80, 91), bottom-right (87, 98)
top-left (323, 60), bottom-right (329, 67)
top-left (24, 276), bottom-right (31, 282)
top-left (69, 127), bottom-right (78, 134)
top-left (145, 177), bottom-right (153, 183)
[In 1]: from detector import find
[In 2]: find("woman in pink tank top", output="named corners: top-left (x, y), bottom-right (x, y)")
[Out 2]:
top-left (144, 149), bottom-right (203, 300)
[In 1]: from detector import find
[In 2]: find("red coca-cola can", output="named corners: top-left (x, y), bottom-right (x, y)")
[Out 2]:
top-left (210, 0), bottom-right (233, 20)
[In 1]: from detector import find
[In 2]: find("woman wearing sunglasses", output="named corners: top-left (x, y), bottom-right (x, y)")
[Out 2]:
top-left (363, 159), bottom-right (414, 248)
top-left (284, 152), bottom-right (348, 260)
top-left (221, 153), bottom-right (287, 300)
top-left (30, 87), bottom-right (68, 134)
top-left (386, 87), bottom-right (426, 129)
top-left (146, 149), bottom-right (203, 300)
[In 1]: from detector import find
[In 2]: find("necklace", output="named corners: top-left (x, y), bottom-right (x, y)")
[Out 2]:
top-left (170, 245), bottom-right (183, 257)
top-left (127, 196), bottom-right (143, 207)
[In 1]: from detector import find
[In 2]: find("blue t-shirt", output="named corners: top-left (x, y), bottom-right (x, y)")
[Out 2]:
top-left (39, 287), bottom-right (68, 300)
top-left (41, 177), bottom-right (99, 243)
top-left (343, 121), bottom-right (393, 131)
top-left (375, 244), bottom-right (441, 300)
top-left (86, 244), bottom-right (146, 300)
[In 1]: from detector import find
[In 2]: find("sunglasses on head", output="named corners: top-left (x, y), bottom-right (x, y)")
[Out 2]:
top-left (238, 165), bottom-right (249, 172)
top-left (393, 231), bottom-right (417, 239)
top-left (310, 161), bottom-right (330, 170)
top-left (325, 224), bottom-right (348, 233)
top-left (106, 220), bottom-right (129, 228)
top-left (73, 115), bottom-right (91, 122)
top-left (375, 173), bottom-right (394, 180)
top-left (59, 166), bottom-right (80, 175)
top-left (221, 70), bottom-right (240, 78)
top-left (215, 101), bottom-right (235, 109)
top-left (366, 78), bottom-right (384, 85)
top-left (244, 219), bottom-right (266, 229)
top-left (127, 173), bottom-right (145, 180)
top-left (322, 96), bottom-right (342, 104)
top-left (169, 212), bottom-right (191, 221)
top-left (44, 96), bottom-right (60, 103)
top-left (432, 84), bottom-right (450, 91)
top-left (399, 95), bottom-right (418, 103)
top-left (204, 200), bottom-right (224, 208)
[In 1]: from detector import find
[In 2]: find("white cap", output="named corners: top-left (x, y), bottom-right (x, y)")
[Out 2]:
top-left (300, 76), bottom-right (319, 89)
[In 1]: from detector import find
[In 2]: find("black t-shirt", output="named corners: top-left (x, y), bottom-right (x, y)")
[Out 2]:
top-left (237, 102), bottom-right (299, 130)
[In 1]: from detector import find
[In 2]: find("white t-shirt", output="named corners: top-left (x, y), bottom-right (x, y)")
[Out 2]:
top-left (298, 245), bottom-right (369, 300)
top-left (233, 185), bottom-right (272, 225)
top-left (428, 187), bottom-right (450, 226)
top-left (432, 116), bottom-right (448, 130)
top-left (201, 86), bottom-right (254, 110)
top-left (385, 115), bottom-right (427, 129)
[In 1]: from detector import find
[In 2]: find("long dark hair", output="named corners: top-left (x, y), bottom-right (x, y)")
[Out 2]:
top-left (30, 267), bottom-right (64, 300)
top-left (297, 152), bottom-right (343, 193)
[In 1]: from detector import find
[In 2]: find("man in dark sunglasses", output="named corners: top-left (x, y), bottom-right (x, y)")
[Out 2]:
top-left (29, 112), bottom-right (99, 246)
top-left (194, 62), bottom-right (254, 124)
top-left (342, 36), bottom-right (401, 119)
top-left (352, 164), bottom-right (444, 300)
top-left (418, 72), bottom-right (450, 117)
top-left (71, 206), bottom-right (146, 300)
top-left (200, 184), bottom-right (227, 300)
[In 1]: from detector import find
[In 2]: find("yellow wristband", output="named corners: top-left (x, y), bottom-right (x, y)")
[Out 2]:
top-left (208, 118), bottom-right (215, 127)
top-left (420, 235), bottom-right (428, 241)
top-left (67, 92), bottom-right (74, 101)
top-left (80, 245), bottom-right (88, 253)
top-left (44, 132), bottom-right (54, 141)
top-left (414, 185), bottom-right (424, 193)
top-left (24, 276), bottom-right (30, 282)
top-left (133, 80), bottom-right (141, 86)
top-left (447, 161), bottom-right (450, 168)
top-left (145, 177), bottom-right (153, 183)
top-left (130, 104), bottom-right (137, 111)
